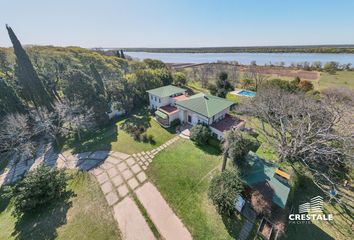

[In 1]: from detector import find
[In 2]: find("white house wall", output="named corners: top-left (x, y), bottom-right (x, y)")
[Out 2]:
top-left (148, 93), bottom-right (171, 109)
top-left (210, 126), bottom-right (224, 140)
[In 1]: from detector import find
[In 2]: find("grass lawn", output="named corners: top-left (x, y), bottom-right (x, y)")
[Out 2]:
top-left (0, 171), bottom-right (121, 240)
top-left (147, 139), bottom-right (245, 240)
top-left (59, 108), bottom-right (176, 155)
top-left (317, 70), bottom-right (354, 90)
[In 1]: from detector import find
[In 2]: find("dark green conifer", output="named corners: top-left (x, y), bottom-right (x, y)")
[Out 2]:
top-left (6, 25), bottom-right (53, 111)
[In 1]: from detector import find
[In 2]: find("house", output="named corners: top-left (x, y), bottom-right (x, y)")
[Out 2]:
top-left (147, 85), bottom-right (245, 139)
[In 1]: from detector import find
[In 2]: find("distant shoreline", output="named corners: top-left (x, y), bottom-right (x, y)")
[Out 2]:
top-left (104, 45), bottom-right (354, 54)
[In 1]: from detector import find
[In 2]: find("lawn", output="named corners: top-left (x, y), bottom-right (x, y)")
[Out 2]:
top-left (59, 108), bottom-right (176, 155)
top-left (317, 70), bottom-right (354, 90)
top-left (0, 171), bottom-right (121, 240)
top-left (147, 139), bottom-right (245, 240)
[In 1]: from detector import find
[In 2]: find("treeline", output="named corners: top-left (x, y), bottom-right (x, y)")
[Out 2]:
top-left (0, 26), bottom-right (185, 140)
top-left (119, 45), bottom-right (354, 54)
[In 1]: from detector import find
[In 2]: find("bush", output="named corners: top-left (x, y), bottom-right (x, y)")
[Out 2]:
top-left (298, 80), bottom-right (314, 92)
top-left (170, 118), bottom-right (181, 127)
top-left (190, 124), bottom-right (210, 145)
top-left (208, 169), bottom-right (244, 216)
top-left (142, 134), bottom-right (149, 142)
top-left (8, 165), bottom-right (68, 216)
top-left (148, 134), bottom-right (155, 144)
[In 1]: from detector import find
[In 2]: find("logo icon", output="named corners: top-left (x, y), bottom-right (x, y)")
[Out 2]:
top-left (299, 196), bottom-right (324, 214)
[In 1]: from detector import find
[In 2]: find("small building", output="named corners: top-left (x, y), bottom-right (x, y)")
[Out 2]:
top-left (242, 152), bottom-right (291, 209)
top-left (147, 85), bottom-right (246, 139)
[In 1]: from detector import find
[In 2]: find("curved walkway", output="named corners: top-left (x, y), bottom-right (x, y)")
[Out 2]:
top-left (0, 136), bottom-right (192, 240)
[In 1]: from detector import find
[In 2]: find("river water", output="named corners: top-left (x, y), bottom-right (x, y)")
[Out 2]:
top-left (125, 52), bottom-right (354, 66)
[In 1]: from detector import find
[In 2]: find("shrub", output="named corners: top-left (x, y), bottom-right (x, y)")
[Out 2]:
top-left (190, 124), bottom-right (210, 145)
top-left (208, 169), bottom-right (243, 216)
top-left (298, 80), bottom-right (314, 92)
top-left (8, 165), bottom-right (68, 216)
top-left (148, 134), bottom-right (155, 144)
top-left (170, 118), bottom-right (181, 127)
top-left (133, 131), bottom-right (141, 141)
top-left (142, 134), bottom-right (149, 142)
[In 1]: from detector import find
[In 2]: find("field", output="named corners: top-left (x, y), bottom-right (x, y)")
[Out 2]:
top-left (0, 171), bottom-right (121, 240)
top-left (147, 139), bottom-right (245, 240)
top-left (59, 108), bottom-right (176, 155)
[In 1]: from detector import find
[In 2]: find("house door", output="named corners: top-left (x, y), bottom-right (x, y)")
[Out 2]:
top-left (187, 115), bottom-right (192, 123)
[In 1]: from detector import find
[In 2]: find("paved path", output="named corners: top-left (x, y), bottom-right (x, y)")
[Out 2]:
top-left (113, 197), bottom-right (156, 240)
top-left (136, 182), bottom-right (193, 240)
top-left (0, 135), bottom-right (192, 240)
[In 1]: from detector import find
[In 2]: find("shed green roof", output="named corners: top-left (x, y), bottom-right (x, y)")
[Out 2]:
top-left (175, 93), bottom-right (234, 118)
top-left (146, 85), bottom-right (186, 98)
top-left (242, 152), bottom-right (290, 209)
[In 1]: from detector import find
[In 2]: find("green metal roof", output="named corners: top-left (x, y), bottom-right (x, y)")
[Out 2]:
top-left (242, 152), bottom-right (290, 209)
top-left (175, 93), bottom-right (234, 118)
top-left (155, 110), bottom-right (168, 119)
top-left (146, 85), bottom-right (186, 98)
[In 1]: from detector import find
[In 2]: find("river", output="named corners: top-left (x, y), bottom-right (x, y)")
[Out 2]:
top-left (125, 52), bottom-right (354, 66)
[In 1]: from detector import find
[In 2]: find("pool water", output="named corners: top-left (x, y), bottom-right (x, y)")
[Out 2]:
top-left (238, 90), bottom-right (256, 97)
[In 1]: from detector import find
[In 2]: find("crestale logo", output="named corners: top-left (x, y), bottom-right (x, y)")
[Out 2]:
top-left (289, 196), bottom-right (333, 224)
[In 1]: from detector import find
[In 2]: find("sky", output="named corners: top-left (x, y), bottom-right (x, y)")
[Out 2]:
top-left (1, 0), bottom-right (354, 48)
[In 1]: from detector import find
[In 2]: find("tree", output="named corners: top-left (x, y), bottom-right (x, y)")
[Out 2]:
top-left (210, 72), bottom-right (234, 98)
top-left (7, 165), bottom-right (68, 217)
top-left (90, 63), bottom-right (106, 96)
top-left (173, 72), bottom-right (188, 86)
top-left (190, 124), bottom-right (210, 145)
top-left (0, 78), bottom-right (25, 117)
top-left (120, 50), bottom-right (125, 59)
top-left (31, 106), bottom-right (67, 145)
top-left (245, 86), bottom-right (354, 202)
top-left (61, 69), bottom-right (109, 125)
top-left (6, 25), bottom-right (53, 111)
top-left (57, 99), bottom-right (95, 140)
top-left (323, 61), bottom-right (339, 74)
top-left (143, 59), bottom-right (166, 69)
top-left (221, 130), bottom-right (259, 171)
top-left (244, 65), bottom-right (268, 91)
top-left (0, 113), bottom-right (35, 160)
top-left (208, 169), bottom-right (244, 216)
top-left (116, 50), bottom-right (121, 58)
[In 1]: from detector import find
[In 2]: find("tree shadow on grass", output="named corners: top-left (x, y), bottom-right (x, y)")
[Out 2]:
top-left (11, 190), bottom-right (75, 240)
top-left (195, 143), bottom-right (221, 156)
top-left (56, 123), bottom-right (118, 154)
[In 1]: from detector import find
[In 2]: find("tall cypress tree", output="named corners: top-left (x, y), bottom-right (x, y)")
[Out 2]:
top-left (120, 50), bottom-right (125, 59)
top-left (116, 50), bottom-right (121, 58)
top-left (6, 25), bottom-right (53, 111)
top-left (89, 63), bottom-right (105, 96)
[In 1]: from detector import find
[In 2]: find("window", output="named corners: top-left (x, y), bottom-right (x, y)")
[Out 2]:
top-left (151, 95), bottom-right (153, 100)
top-left (188, 115), bottom-right (192, 123)
top-left (159, 98), bottom-right (161, 103)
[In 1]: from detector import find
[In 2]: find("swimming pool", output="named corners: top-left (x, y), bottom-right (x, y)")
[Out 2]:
top-left (235, 90), bottom-right (256, 97)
